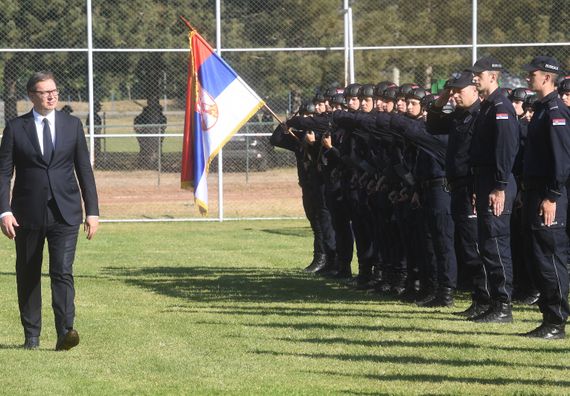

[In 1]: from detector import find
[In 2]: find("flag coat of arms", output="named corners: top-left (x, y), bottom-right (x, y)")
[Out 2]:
top-left (181, 27), bottom-right (265, 215)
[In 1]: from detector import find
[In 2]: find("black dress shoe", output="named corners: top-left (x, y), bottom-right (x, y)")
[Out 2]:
top-left (471, 302), bottom-right (513, 323)
top-left (522, 323), bottom-right (565, 340)
top-left (55, 329), bottom-right (80, 351)
top-left (23, 337), bottom-right (39, 350)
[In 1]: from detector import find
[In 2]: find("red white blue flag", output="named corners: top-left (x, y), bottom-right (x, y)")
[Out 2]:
top-left (181, 27), bottom-right (264, 215)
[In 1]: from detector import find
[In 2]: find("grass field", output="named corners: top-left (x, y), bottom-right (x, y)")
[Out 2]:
top-left (0, 220), bottom-right (568, 395)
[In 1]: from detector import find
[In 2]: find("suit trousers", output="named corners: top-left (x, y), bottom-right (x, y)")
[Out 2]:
top-left (15, 200), bottom-right (79, 338)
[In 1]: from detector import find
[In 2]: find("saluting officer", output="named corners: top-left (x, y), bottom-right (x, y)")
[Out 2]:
top-left (468, 57), bottom-right (520, 323)
top-left (427, 71), bottom-right (490, 317)
top-left (521, 56), bottom-right (570, 339)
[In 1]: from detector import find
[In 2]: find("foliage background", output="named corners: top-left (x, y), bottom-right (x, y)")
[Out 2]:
top-left (0, 1), bottom-right (568, 221)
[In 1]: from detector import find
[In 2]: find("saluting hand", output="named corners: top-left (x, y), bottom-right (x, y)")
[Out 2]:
top-left (539, 199), bottom-right (556, 227)
top-left (322, 135), bottom-right (332, 149)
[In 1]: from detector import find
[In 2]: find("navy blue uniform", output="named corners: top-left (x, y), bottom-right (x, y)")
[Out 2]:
top-left (522, 90), bottom-right (570, 325)
top-left (511, 117), bottom-right (539, 300)
top-left (285, 116), bottom-right (337, 264)
top-left (427, 100), bottom-right (491, 306)
top-left (331, 111), bottom-right (379, 284)
top-left (391, 114), bottom-right (457, 293)
top-left (470, 88), bottom-right (520, 304)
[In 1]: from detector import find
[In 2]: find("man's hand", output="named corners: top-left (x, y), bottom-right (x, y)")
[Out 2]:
top-left (304, 131), bottom-right (315, 145)
top-left (488, 189), bottom-right (505, 216)
top-left (1, 215), bottom-right (19, 240)
top-left (539, 199), bottom-right (556, 227)
top-left (410, 192), bottom-right (421, 209)
top-left (84, 216), bottom-right (99, 240)
top-left (435, 88), bottom-right (451, 108)
top-left (322, 134), bottom-right (332, 149)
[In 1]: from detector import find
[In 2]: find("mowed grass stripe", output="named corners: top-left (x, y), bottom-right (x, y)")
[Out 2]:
top-left (0, 221), bottom-right (567, 395)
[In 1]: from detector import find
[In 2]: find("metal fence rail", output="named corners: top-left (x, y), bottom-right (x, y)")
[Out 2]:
top-left (0, 0), bottom-right (568, 221)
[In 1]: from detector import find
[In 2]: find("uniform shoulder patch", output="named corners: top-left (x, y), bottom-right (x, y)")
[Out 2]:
top-left (552, 118), bottom-right (567, 126)
top-left (496, 113), bottom-right (509, 120)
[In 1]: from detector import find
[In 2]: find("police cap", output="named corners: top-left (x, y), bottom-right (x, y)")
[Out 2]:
top-left (523, 56), bottom-right (564, 74)
top-left (467, 56), bottom-right (505, 72)
top-left (446, 71), bottom-right (476, 89)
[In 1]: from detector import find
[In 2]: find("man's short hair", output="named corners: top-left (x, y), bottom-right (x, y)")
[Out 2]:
top-left (26, 71), bottom-right (56, 93)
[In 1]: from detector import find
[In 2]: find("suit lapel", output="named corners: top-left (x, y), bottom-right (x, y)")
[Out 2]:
top-left (22, 111), bottom-right (44, 161)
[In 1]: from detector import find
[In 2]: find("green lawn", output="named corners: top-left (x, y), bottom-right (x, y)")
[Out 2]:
top-left (0, 221), bottom-right (567, 395)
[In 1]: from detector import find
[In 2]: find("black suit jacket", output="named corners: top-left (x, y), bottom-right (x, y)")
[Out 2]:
top-left (0, 110), bottom-right (99, 229)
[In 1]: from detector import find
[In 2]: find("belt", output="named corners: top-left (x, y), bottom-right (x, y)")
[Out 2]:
top-left (447, 176), bottom-right (472, 191)
top-left (521, 179), bottom-right (547, 191)
top-left (471, 166), bottom-right (495, 175)
top-left (420, 177), bottom-right (447, 190)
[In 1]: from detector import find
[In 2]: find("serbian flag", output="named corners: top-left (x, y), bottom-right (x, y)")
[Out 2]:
top-left (181, 26), bottom-right (265, 215)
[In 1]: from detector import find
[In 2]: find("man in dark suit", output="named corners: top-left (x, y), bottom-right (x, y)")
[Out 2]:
top-left (0, 71), bottom-right (99, 350)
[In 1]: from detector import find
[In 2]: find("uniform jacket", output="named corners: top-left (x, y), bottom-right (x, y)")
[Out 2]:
top-left (523, 90), bottom-right (570, 201)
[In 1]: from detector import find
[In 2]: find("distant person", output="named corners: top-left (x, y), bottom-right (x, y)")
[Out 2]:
top-left (86, 101), bottom-right (103, 158)
top-left (134, 97), bottom-right (167, 168)
top-left (61, 104), bottom-right (73, 114)
top-left (0, 71), bottom-right (99, 350)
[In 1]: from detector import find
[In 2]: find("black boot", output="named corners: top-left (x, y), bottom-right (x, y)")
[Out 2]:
top-left (521, 322), bottom-right (565, 339)
top-left (329, 261), bottom-right (352, 279)
top-left (399, 279), bottom-right (419, 303)
top-left (423, 287), bottom-right (454, 308)
top-left (471, 301), bottom-right (513, 323)
top-left (304, 253), bottom-right (326, 273)
top-left (354, 261), bottom-right (374, 290)
top-left (415, 287), bottom-right (437, 307)
top-left (453, 300), bottom-right (490, 318)
top-left (315, 254), bottom-right (337, 276)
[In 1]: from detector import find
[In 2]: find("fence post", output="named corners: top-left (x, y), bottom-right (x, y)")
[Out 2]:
top-left (216, 0), bottom-right (223, 221)
top-left (472, 0), bottom-right (478, 64)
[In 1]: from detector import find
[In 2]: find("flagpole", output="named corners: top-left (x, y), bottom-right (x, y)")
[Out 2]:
top-left (179, 16), bottom-right (196, 31)
top-left (215, 0), bottom-right (224, 222)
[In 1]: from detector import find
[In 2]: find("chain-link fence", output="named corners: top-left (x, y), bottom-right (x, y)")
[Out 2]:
top-left (0, 1), bottom-right (568, 221)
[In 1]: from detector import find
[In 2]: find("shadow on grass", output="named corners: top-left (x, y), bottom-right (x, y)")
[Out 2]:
top-left (260, 227), bottom-right (312, 238)
top-left (102, 265), bottom-right (380, 304)
top-left (196, 319), bottom-right (517, 336)
top-left (321, 370), bottom-right (570, 388)
top-left (254, 350), bottom-right (570, 371)
top-left (276, 336), bottom-right (570, 354)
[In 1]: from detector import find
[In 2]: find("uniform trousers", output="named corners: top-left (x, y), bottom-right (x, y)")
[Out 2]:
top-left (523, 187), bottom-right (570, 324)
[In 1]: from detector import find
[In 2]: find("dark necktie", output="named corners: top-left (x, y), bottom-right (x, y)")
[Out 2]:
top-left (43, 118), bottom-right (54, 163)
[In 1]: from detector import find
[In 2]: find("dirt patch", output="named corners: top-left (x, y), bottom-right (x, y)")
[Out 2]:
top-left (95, 167), bottom-right (303, 220)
